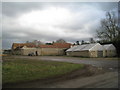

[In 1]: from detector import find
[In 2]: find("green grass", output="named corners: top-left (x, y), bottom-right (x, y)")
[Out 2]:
top-left (2, 58), bottom-right (84, 84)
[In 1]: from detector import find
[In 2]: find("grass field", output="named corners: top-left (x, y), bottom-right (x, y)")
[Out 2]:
top-left (2, 58), bottom-right (84, 84)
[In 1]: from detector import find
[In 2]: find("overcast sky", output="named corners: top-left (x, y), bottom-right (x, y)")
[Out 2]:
top-left (2, 2), bottom-right (118, 49)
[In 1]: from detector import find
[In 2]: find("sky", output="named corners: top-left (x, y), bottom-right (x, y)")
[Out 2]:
top-left (1, 2), bottom-right (118, 49)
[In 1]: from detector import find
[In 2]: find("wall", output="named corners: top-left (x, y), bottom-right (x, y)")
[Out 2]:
top-left (97, 51), bottom-right (103, 57)
top-left (12, 48), bottom-right (38, 55)
top-left (104, 50), bottom-right (116, 57)
top-left (66, 51), bottom-right (90, 57)
top-left (12, 49), bottom-right (22, 55)
top-left (12, 48), bottom-right (67, 56)
top-left (22, 48), bottom-right (38, 55)
top-left (89, 43), bottom-right (104, 57)
top-left (40, 48), bottom-right (66, 56)
top-left (89, 51), bottom-right (97, 57)
top-left (67, 50), bottom-right (104, 58)
top-left (90, 50), bottom-right (104, 58)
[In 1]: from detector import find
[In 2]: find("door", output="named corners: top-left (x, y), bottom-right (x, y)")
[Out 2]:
top-left (97, 51), bottom-right (103, 57)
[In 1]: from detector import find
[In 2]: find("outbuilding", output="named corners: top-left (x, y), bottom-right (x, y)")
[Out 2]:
top-left (12, 43), bottom-right (71, 56)
top-left (103, 44), bottom-right (116, 57)
top-left (66, 43), bottom-right (105, 57)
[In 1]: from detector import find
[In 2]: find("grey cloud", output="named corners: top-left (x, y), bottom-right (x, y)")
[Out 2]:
top-left (2, 2), bottom-right (44, 17)
top-left (2, 39), bottom-right (26, 49)
top-left (2, 2), bottom-right (117, 17)
top-left (97, 2), bottom-right (118, 11)
top-left (2, 2), bottom-right (118, 49)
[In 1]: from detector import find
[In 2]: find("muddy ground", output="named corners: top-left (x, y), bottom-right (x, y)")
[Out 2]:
top-left (3, 64), bottom-right (106, 88)
top-left (2, 56), bottom-right (119, 88)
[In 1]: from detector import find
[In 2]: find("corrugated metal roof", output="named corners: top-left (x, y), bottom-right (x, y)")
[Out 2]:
top-left (66, 43), bottom-right (103, 52)
top-left (74, 44), bottom-right (87, 51)
top-left (66, 45), bottom-right (79, 51)
top-left (103, 44), bottom-right (116, 50)
top-left (89, 43), bottom-right (105, 51)
top-left (103, 44), bottom-right (112, 49)
top-left (82, 43), bottom-right (97, 51)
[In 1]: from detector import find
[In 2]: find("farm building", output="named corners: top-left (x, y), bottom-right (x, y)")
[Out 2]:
top-left (103, 44), bottom-right (116, 57)
top-left (12, 43), bottom-right (71, 56)
top-left (12, 43), bottom-right (36, 55)
top-left (66, 43), bottom-right (105, 57)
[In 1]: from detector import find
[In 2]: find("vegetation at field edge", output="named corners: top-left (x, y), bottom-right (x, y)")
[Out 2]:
top-left (2, 58), bottom-right (84, 84)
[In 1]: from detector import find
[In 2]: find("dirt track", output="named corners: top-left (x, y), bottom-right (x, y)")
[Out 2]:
top-left (35, 72), bottom-right (118, 88)
top-left (3, 71), bottom-right (118, 88)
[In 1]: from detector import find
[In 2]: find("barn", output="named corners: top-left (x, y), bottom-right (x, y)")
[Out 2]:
top-left (103, 44), bottom-right (116, 57)
top-left (12, 43), bottom-right (37, 55)
top-left (66, 43), bottom-right (105, 57)
top-left (12, 43), bottom-right (71, 56)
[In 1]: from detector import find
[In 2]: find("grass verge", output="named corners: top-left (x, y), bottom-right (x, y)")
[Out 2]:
top-left (2, 58), bottom-right (84, 84)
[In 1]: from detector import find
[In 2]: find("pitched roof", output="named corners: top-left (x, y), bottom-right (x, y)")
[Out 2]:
top-left (12, 43), bottom-right (71, 49)
top-left (66, 43), bottom-right (104, 52)
top-left (53, 43), bottom-right (71, 48)
top-left (66, 45), bottom-right (79, 51)
top-left (12, 43), bottom-right (36, 49)
top-left (39, 45), bottom-right (56, 48)
top-left (103, 44), bottom-right (116, 50)
top-left (39, 43), bottom-right (71, 48)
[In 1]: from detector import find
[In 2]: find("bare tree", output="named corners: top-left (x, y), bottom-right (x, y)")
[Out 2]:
top-left (97, 11), bottom-right (120, 42)
top-left (56, 39), bottom-right (66, 43)
top-left (76, 41), bottom-right (80, 45)
top-left (89, 38), bottom-right (95, 43)
top-left (81, 40), bottom-right (84, 45)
